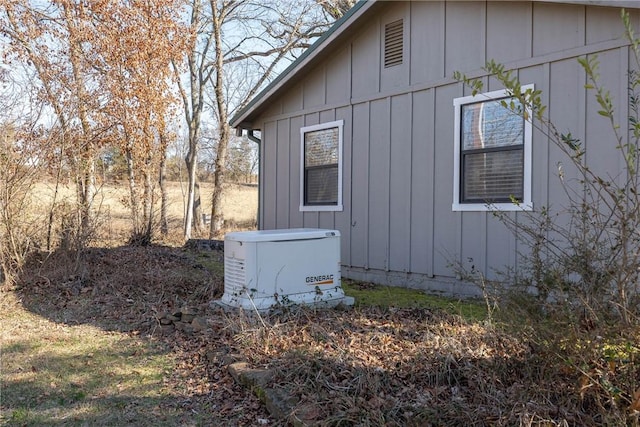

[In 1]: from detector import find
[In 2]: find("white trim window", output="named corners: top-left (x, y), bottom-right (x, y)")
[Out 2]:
top-left (452, 85), bottom-right (533, 211)
top-left (300, 120), bottom-right (344, 212)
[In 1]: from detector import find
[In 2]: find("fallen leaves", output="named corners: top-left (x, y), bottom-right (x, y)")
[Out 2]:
top-left (631, 389), bottom-right (640, 413)
top-left (12, 245), bottom-right (640, 426)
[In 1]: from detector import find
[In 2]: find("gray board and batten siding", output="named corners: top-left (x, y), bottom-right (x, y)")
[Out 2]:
top-left (232, 1), bottom-right (640, 297)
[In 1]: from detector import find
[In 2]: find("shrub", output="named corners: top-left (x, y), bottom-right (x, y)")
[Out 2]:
top-left (455, 9), bottom-right (640, 424)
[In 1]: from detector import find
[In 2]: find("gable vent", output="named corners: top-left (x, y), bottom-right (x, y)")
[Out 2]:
top-left (384, 19), bottom-right (404, 68)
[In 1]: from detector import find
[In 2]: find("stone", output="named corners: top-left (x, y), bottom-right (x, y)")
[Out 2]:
top-left (181, 306), bottom-right (197, 315)
top-left (221, 353), bottom-right (242, 365)
top-left (228, 362), bottom-right (273, 388)
top-left (205, 349), bottom-right (219, 363)
top-left (184, 239), bottom-right (224, 251)
top-left (191, 316), bottom-right (208, 332)
top-left (181, 314), bottom-right (195, 323)
top-left (159, 317), bottom-right (173, 325)
top-left (166, 314), bottom-right (180, 322)
top-left (227, 362), bottom-right (309, 426)
top-left (180, 306), bottom-right (197, 323)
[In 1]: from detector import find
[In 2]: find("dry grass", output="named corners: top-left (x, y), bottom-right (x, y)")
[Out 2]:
top-left (223, 305), bottom-right (640, 426)
top-left (31, 180), bottom-right (258, 245)
top-left (0, 246), bottom-right (269, 426)
top-left (1, 291), bottom-right (181, 426)
top-left (227, 309), bottom-right (549, 426)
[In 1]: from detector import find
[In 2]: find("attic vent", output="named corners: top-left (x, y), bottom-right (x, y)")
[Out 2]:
top-left (384, 19), bottom-right (403, 68)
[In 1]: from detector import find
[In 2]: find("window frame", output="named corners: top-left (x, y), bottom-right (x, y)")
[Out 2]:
top-left (452, 85), bottom-right (534, 212)
top-left (299, 120), bottom-right (344, 212)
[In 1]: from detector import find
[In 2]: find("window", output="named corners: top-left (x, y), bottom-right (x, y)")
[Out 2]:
top-left (452, 86), bottom-right (533, 211)
top-left (384, 19), bottom-right (403, 68)
top-left (300, 120), bottom-right (343, 211)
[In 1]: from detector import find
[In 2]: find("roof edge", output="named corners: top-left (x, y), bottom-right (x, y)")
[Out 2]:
top-left (230, 0), bottom-right (375, 130)
top-left (231, 0), bottom-right (640, 130)
top-left (537, 0), bottom-right (640, 8)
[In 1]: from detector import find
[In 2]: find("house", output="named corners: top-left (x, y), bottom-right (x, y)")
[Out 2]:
top-left (230, 0), bottom-right (640, 296)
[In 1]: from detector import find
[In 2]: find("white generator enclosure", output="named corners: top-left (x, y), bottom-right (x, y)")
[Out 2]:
top-left (217, 228), bottom-right (353, 311)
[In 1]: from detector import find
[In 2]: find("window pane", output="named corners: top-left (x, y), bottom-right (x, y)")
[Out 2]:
top-left (462, 99), bottom-right (524, 150)
top-left (305, 128), bottom-right (339, 167)
top-left (463, 149), bottom-right (523, 202)
top-left (306, 165), bottom-right (338, 205)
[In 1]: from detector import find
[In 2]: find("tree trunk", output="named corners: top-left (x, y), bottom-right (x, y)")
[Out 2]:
top-left (125, 147), bottom-right (141, 235)
top-left (193, 179), bottom-right (205, 233)
top-left (179, 0), bottom-right (207, 241)
top-left (210, 126), bottom-right (228, 236)
top-left (210, 5), bottom-right (229, 237)
top-left (142, 157), bottom-right (153, 242)
top-left (159, 148), bottom-right (169, 236)
top-left (184, 146), bottom-right (198, 238)
top-left (64, 2), bottom-right (96, 245)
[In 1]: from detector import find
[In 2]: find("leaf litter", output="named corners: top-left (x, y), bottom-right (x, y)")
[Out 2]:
top-left (4, 245), bottom-right (638, 426)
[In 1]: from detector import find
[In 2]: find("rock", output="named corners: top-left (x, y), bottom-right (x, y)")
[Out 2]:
top-left (181, 314), bottom-right (195, 323)
top-left (221, 353), bottom-right (242, 366)
top-left (228, 362), bottom-right (273, 388)
top-left (159, 317), bottom-right (173, 325)
top-left (228, 362), bottom-right (307, 426)
top-left (185, 239), bottom-right (224, 251)
top-left (205, 349), bottom-right (219, 363)
top-left (181, 306), bottom-right (197, 315)
top-left (166, 314), bottom-right (181, 322)
top-left (191, 316), bottom-right (208, 332)
top-left (180, 306), bottom-right (197, 323)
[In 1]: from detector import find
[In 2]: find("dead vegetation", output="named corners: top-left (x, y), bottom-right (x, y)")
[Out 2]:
top-left (1, 245), bottom-right (272, 426)
top-left (3, 245), bottom-right (639, 426)
top-left (226, 307), bottom-right (625, 426)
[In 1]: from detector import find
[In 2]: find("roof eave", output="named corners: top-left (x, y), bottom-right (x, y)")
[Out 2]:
top-left (537, 0), bottom-right (640, 8)
top-left (230, 0), bottom-right (377, 130)
top-left (231, 0), bottom-right (640, 130)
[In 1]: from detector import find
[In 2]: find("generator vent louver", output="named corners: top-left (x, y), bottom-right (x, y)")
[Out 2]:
top-left (224, 256), bottom-right (246, 293)
top-left (384, 19), bottom-right (404, 68)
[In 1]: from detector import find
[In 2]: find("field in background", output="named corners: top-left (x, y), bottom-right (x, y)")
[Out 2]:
top-left (31, 181), bottom-right (258, 244)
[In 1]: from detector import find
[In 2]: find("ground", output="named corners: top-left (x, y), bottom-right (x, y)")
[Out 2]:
top-left (1, 245), bottom-right (271, 426)
top-left (1, 244), bottom-right (635, 426)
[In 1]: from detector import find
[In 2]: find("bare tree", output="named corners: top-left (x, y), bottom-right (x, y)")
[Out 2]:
top-left (174, 0), bottom-right (342, 239)
top-left (2, 0), bottom-right (188, 246)
top-left (0, 64), bottom-right (50, 285)
top-left (226, 136), bottom-right (258, 183)
top-left (173, 0), bottom-right (211, 239)
top-left (205, 0), bottom-right (338, 237)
